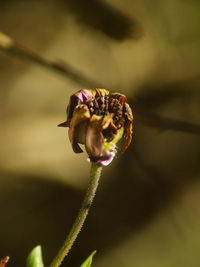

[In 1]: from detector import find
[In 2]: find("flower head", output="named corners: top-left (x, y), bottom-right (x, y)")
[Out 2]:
top-left (58, 89), bottom-right (133, 166)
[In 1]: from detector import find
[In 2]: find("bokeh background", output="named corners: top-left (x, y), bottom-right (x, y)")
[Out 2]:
top-left (0, 0), bottom-right (200, 266)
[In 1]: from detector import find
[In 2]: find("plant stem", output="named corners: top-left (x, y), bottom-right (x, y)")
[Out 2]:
top-left (49, 162), bottom-right (103, 267)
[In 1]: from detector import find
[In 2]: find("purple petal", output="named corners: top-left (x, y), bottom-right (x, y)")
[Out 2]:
top-left (85, 114), bottom-right (116, 166)
top-left (88, 149), bottom-right (116, 166)
top-left (85, 124), bottom-right (104, 158)
top-left (80, 89), bottom-right (93, 101)
top-left (100, 152), bottom-right (115, 166)
top-left (99, 144), bottom-right (116, 166)
top-left (67, 90), bottom-right (93, 120)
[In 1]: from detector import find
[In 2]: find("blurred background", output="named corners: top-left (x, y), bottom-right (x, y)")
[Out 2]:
top-left (0, 0), bottom-right (200, 266)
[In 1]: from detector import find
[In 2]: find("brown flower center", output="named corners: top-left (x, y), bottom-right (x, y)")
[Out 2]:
top-left (85, 95), bottom-right (126, 142)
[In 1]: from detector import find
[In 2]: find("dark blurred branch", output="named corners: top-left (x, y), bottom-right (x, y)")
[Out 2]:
top-left (0, 32), bottom-right (101, 87)
top-left (1, 32), bottom-right (200, 136)
top-left (134, 101), bottom-right (200, 135)
top-left (62, 0), bottom-right (141, 40)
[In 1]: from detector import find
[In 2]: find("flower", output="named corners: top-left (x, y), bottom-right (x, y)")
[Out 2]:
top-left (58, 89), bottom-right (133, 166)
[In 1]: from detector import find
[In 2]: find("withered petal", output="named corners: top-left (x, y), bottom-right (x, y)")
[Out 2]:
top-left (68, 104), bottom-right (90, 153)
top-left (124, 102), bottom-right (133, 121)
top-left (72, 142), bottom-right (83, 153)
top-left (79, 89), bottom-right (93, 101)
top-left (123, 102), bottom-right (133, 152)
top-left (85, 115), bottom-right (104, 158)
top-left (110, 92), bottom-right (127, 106)
top-left (95, 88), bottom-right (110, 98)
top-left (57, 121), bottom-right (69, 127)
top-left (67, 89), bottom-right (93, 121)
top-left (67, 94), bottom-right (81, 121)
top-left (123, 120), bottom-right (133, 152)
top-left (85, 114), bottom-right (117, 165)
top-left (89, 153), bottom-right (114, 166)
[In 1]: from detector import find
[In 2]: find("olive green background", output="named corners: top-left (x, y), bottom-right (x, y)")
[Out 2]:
top-left (0, 0), bottom-right (200, 266)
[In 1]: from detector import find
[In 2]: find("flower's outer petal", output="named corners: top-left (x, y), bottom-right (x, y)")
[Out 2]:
top-left (85, 114), bottom-right (116, 165)
top-left (69, 104), bottom-right (90, 153)
top-left (100, 155), bottom-right (115, 166)
top-left (124, 102), bottom-right (133, 121)
top-left (123, 102), bottom-right (133, 152)
top-left (95, 88), bottom-right (110, 98)
top-left (71, 142), bottom-right (83, 153)
top-left (66, 89), bottom-right (109, 125)
top-left (90, 152), bottom-right (115, 166)
top-left (110, 92), bottom-right (126, 106)
top-left (100, 143), bottom-right (116, 166)
top-left (66, 89), bottom-right (93, 123)
top-left (85, 115), bottom-right (105, 158)
top-left (79, 89), bottom-right (93, 101)
top-left (57, 121), bottom-right (69, 127)
top-left (67, 94), bottom-right (81, 122)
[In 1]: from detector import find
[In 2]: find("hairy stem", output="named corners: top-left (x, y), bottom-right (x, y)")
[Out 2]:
top-left (49, 162), bottom-right (103, 267)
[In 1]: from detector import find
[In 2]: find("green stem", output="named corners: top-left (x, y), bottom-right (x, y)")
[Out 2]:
top-left (49, 162), bottom-right (103, 267)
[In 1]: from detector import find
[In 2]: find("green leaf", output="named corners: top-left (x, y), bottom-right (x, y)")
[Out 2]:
top-left (26, 245), bottom-right (44, 267)
top-left (81, 251), bottom-right (96, 267)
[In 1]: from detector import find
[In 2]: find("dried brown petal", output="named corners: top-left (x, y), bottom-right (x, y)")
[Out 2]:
top-left (85, 114), bottom-right (105, 158)
top-left (123, 102), bottom-right (133, 152)
top-left (69, 104), bottom-right (90, 153)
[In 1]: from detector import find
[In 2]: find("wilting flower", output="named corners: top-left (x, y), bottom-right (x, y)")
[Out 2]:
top-left (58, 89), bottom-right (133, 166)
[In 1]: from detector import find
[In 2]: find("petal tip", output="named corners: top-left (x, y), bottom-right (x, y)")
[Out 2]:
top-left (58, 121), bottom-right (68, 127)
